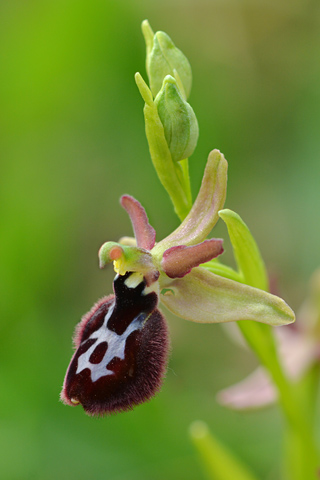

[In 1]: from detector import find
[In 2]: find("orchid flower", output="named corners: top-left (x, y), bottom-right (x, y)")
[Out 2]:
top-left (61, 150), bottom-right (294, 416)
top-left (217, 269), bottom-right (320, 410)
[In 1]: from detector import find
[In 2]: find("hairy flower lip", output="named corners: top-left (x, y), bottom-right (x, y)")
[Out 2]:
top-left (61, 273), bottom-right (169, 416)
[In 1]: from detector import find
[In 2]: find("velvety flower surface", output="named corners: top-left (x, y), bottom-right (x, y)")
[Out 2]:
top-left (61, 150), bottom-right (295, 416)
top-left (61, 273), bottom-right (169, 416)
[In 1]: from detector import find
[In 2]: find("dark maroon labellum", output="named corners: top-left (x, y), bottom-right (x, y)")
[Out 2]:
top-left (61, 272), bottom-right (169, 416)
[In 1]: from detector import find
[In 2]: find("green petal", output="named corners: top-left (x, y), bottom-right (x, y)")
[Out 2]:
top-left (160, 267), bottom-right (295, 326)
top-left (218, 209), bottom-right (268, 290)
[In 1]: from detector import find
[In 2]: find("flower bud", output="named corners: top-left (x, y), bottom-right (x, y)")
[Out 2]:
top-left (142, 20), bottom-right (192, 99)
top-left (155, 75), bottom-right (199, 162)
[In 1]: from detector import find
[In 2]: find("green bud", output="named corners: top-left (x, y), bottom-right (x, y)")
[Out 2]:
top-left (142, 20), bottom-right (192, 99)
top-left (155, 75), bottom-right (199, 162)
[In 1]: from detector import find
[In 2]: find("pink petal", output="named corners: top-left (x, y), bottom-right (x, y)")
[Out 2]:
top-left (120, 195), bottom-right (156, 250)
top-left (161, 239), bottom-right (223, 278)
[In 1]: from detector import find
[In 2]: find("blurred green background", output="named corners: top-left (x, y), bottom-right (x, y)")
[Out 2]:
top-left (1, 0), bottom-right (320, 478)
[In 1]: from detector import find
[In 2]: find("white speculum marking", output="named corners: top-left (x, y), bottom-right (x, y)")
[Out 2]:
top-left (76, 302), bottom-right (145, 382)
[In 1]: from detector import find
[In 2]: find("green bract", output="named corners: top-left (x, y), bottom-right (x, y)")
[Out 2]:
top-left (155, 75), bottom-right (199, 162)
